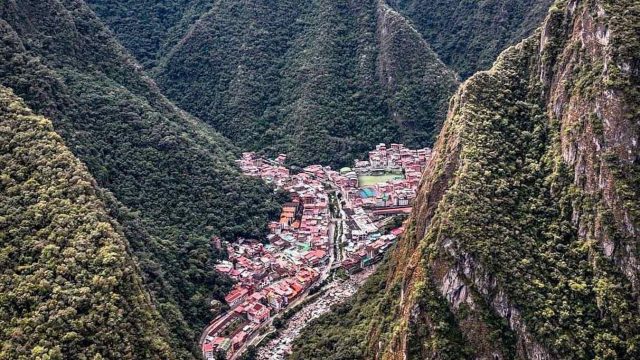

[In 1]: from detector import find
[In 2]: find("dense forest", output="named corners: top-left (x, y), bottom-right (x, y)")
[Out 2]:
top-left (0, 0), bottom-right (283, 357)
top-left (88, 0), bottom-right (461, 167)
top-left (87, 0), bottom-right (552, 167)
top-left (82, 0), bottom-right (214, 70)
top-left (292, 0), bottom-right (640, 358)
top-left (388, 0), bottom-right (554, 78)
top-left (0, 85), bottom-right (174, 359)
top-left (5, 0), bottom-right (633, 359)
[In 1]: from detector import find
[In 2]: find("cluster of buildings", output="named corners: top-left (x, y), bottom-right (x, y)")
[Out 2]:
top-left (203, 154), bottom-right (333, 359)
top-left (324, 143), bottom-right (431, 275)
top-left (329, 143), bottom-right (430, 209)
top-left (363, 143), bottom-right (430, 172)
top-left (203, 144), bottom-right (429, 359)
top-left (340, 227), bottom-right (404, 274)
top-left (238, 152), bottom-right (333, 253)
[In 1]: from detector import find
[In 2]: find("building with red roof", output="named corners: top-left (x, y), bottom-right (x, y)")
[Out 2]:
top-left (224, 286), bottom-right (249, 308)
top-left (202, 343), bottom-right (214, 359)
top-left (247, 303), bottom-right (270, 323)
top-left (232, 331), bottom-right (247, 350)
top-left (303, 249), bottom-right (327, 266)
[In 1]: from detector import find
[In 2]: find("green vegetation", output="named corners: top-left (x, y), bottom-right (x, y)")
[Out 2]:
top-left (379, 214), bottom-right (408, 234)
top-left (88, 0), bottom-right (459, 167)
top-left (289, 261), bottom-right (396, 360)
top-left (334, 268), bottom-right (350, 281)
top-left (85, 0), bottom-right (556, 167)
top-left (0, 1), bottom-right (283, 357)
top-left (412, 29), bottom-right (639, 356)
top-left (292, 1), bottom-right (640, 358)
top-left (388, 0), bottom-right (554, 78)
top-left (358, 174), bottom-right (405, 186)
top-left (237, 346), bottom-right (258, 360)
top-left (85, 0), bottom-right (214, 69)
top-left (3, 0), bottom-right (633, 358)
top-left (221, 318), bottom-right (245, 337)
top-left (404, 274), bottom-right (475, 359)
top-left (0, 86), bottom-right (173, 359)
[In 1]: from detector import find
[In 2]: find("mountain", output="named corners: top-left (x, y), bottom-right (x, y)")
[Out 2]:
top-left (80, 0), bottom-right (214, 70)
top-left (291, 0), bottom-right (640, 359)
top-left (0, 85), bottom-right (173, 359)
top-left (0, 0), bottom-right (283, 357)
top-left (388, 0), bottom-right (555, 79)
top-left (88, 0), bottom-right (460, 166)
top-left (87, 0), bottom-right (553, 167)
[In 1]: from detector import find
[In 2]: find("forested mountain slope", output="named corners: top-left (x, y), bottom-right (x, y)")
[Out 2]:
top-left (0, 86), bottom-right (173, 359)
top-left (88, 0), bottom-right (460, 166)
top-left (88, 0), bottom-right (553, 167)
top-left (292, 0), bottom-right (640, 358)
top-left (0, 0), bottom-right (282, 357)
top-left (388, 0), bottom-right (554, 78)
top-left (85, 0), bottom-right (214, 69)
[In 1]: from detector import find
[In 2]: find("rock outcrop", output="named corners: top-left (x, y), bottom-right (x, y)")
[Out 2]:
top-left (373, 1), bottom-right (639, 358)
top-left (292, 1), bottom-right (639, 359)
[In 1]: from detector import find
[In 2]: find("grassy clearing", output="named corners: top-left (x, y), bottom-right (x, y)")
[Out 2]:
top-left (358, 174), bottom-right (404, 186)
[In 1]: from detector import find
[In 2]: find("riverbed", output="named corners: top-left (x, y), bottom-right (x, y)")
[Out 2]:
top-left (257, 267), bottom-right (377, 360)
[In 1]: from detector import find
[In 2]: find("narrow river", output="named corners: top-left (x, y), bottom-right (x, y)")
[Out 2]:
top-left (257, 267), bottom-right (377, 360)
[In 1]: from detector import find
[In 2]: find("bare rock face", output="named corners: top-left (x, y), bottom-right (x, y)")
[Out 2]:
top-left (544, 0), bottom-right (639, 292)
top-left (362, 1), bottom-right (639, 359)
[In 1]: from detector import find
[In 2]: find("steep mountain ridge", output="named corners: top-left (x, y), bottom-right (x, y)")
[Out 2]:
top-left (1, 0), bottom-right (632, 358)
top-left (292, 0), bottom-right (639, 358)
top-left (88, 0), bottom-right (461, 166)
top-left (376, 0), bottom-right (460, 145)
top-left (83, 0), bottom-right (213, 69)
top-left (0, 85), bottom-right (174, 359)
top-left (388, 0), bottom-right (555, 78)
top-left (0, 0), bottom-right (282, 357)
top-left (155, 0), bottom-right (459, 166)
top-left (86, 0), bottom-right (556, 167)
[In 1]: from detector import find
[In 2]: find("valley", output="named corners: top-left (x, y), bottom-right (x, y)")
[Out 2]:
top-left (290, 1), bottom-right (640, 359)
top-left (1, 1), bottom-right (637, 359)
top-left (202, 143), bottom-right (429, 359)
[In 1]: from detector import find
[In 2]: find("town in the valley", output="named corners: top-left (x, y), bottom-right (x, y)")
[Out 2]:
top-left (201, 143), bottom-right (431, 360)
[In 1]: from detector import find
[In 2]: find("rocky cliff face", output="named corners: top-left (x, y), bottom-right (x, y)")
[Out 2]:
top-left (292, 1), bottom-right (638, 359)
top-left (545, 0), bottom-right (639, 293)
top-left (373, 1), bottom-right (639, 358)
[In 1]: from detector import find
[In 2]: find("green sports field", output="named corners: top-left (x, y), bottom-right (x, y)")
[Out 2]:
top-left (358, 174), bottom-right (404, 186)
